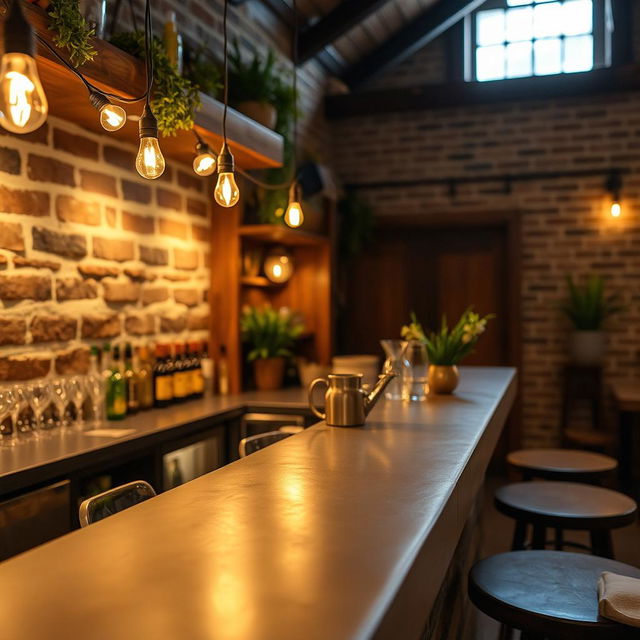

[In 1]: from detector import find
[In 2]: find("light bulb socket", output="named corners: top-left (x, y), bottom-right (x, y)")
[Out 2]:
top-left (89, 91), bottom-right (111, 113)
top-left (288, 180), bottom-right (302, 203)
top-left (4, 0), bottom-right (35, 57)
top-left (217, 143), bottom-right (234, 173)
top-left (139, 103), bottom-right (158, 139)
top-left (195, 140), bottom-right (211, 155)
top-left (606, 170), bottom-right (622, 203)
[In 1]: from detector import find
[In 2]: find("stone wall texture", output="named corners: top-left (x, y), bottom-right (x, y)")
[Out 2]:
top-left (331, 15), bottom-right (640, 447)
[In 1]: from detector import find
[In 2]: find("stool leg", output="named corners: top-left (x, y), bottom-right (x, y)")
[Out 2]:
top-left (531, 525), bottom-right (546, 550)
top-left (554, 527), bottom-right (564, 551)
top-left (511, 520), bottom-right (527, 551)
top-left (590, 530), bottom-right (614, 559)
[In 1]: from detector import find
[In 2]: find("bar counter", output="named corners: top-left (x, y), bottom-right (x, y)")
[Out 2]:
top-left (0, 367), bottom-right (516, 640)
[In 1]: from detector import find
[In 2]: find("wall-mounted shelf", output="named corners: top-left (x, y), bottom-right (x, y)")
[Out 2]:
top-left (239, 224), bottom-right (329, 247)
top-left (11, 3), bottom-right (283, 170)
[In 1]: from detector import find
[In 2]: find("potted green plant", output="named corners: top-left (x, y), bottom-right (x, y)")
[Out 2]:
top-left (241, 305), bottom-right (304, 391)
top-left (561, 275), bottom-right (623, 365)
top-left (402, 309), bottom-right (494, 395)
top-left (229, 42), bottom-right (279, 129)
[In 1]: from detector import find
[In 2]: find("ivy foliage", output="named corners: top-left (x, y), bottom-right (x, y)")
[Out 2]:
top-left (48, 0), bottom-right (97, 67)
top-left (110, 31), bottom-right (201, 136)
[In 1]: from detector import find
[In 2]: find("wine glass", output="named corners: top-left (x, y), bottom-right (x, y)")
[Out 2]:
top-left (0, 387), bottom-right (17, 447)
top-left (12, 385), bottom-right (36, 439)
top-left (30, 381), bottom-right (53, 433)
top-left (66, 377), bottom-right (86, 428)
top-left (86, 373), bottom-right (105, 427)
top-left (51, 378), bottom-right (69, 429)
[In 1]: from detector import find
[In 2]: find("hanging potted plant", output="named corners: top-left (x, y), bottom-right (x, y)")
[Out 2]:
top-left (403, 309), bottom-right (494, 395)
top-left (561, 275), bottom-right (623, 365)
top-left (241, 305), bottom-right (304, 391)
top-left (229, 41), bottom-right (279, 129)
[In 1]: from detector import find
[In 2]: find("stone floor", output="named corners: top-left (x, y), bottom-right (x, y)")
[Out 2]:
top-left (474, 475), bottom-right (640, 640)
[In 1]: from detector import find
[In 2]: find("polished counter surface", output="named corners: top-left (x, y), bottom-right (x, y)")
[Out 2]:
top-left (0, 367), bottom-right (516, 640)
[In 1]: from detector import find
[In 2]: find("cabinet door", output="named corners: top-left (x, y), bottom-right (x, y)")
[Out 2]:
top-left (0, 480), bottom-right (71, 561)
top-left (162, 431), bottom-right (224, 491)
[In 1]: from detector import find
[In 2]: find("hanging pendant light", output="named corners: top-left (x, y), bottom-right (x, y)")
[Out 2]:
top-left (284, 180), bottom-right (304, 228)
top-left (89, 91), bottom-right (126, 132)
top-left (0, 0), bottom-right (48, 134)
top-left (136, 102), bottom-right (165, 179)
top-left (193, 134), bottom-right (217, 176)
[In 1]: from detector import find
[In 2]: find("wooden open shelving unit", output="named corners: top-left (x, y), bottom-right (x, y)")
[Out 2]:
top-left (210, 200), bottom-right (335, 393)
top-left (12, 3), bottom-right (283, 169)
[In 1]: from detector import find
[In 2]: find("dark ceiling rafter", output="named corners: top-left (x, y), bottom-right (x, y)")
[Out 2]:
top-left (298, 0), bottom-right (392, 64)
top-left (342, 0), bottom-right (486, 89)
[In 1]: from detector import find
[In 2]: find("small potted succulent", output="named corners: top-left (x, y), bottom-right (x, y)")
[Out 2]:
top-left (240, 305), bottom-right (304, 391)
top-left (561, 275), bottom-right (623, 365)
top-left (229, 42), bottom-right (279, 130)
top-left (402, 309), bottom-right (494, 395)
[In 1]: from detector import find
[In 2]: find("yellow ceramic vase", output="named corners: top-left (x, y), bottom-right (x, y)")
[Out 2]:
top-left (428, 365), bottom-right (460, 395)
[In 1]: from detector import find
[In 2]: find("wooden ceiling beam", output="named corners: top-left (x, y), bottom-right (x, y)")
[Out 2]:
top-left (341, 0), bottom-right (485, 89)
top-left (298, 0), bottom-right (392, 65)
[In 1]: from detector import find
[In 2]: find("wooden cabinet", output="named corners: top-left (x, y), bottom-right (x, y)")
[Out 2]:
top-left (209, 195), bottom-right (335, 393)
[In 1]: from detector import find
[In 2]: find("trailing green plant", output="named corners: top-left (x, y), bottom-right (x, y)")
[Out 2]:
top-left (110, 31), bottom-right (201, 136)
top-left (229, 41), bottom-right (279, 105)
top-left (48, 0), bottom-right (97, 67)
top-left (402, 309), bottom-right (494, 365)
top-left (338, 191), bottom-right (375, 260)
top-left (184, 43), bottom-right (222, 99)
top-left (240, 306), bottom-right (304, 361)
top-left (560, 275), bottom-right (624, 331)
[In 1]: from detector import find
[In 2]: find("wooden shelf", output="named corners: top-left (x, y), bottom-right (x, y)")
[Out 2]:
top-left (13, 3), bottom-right (283, 170)
top-left (240, 275), bottom-right (281, 288)
top-left (239, 224), bottom-right (329, 247)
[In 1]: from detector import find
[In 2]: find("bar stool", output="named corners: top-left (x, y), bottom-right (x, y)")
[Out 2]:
top-left (239, 430), bottom-right (293, 458)
top-left (469, 550), bottom-right (640, 640)
top-left (495, 481), bottom-right (637, 557)
top-left (79, 480), bottom-right (156, 527)
top-left (507, 448), bottom-right (617, 483)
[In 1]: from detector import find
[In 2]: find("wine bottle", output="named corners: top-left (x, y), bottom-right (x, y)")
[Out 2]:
top-left (124, 343), bottom-right (139, 414)
top-left (106, 345), bottom-right (127, 420)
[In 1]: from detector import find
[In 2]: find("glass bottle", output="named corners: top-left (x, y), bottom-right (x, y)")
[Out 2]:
top-left (153, 345), bottom-right (173, 408)
top-left (217, 344), bottom-right (229, 395)
top-left (173, 343), bottom-right (189, 402)
top-left (402, 340), bottom-right (429, 402)
top-left (190, 341), bottom-right (204, 398)
top-left (136, 345), bottom-right (154, 410)
top-left (124, 343), bottom-right (139, 415)
top-left (380, 339), bottom-right (408, 400)
top-left (106, 345), bottom-right (127, 420)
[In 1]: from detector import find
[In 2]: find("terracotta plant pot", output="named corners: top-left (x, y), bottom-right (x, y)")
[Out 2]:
top-left (237, 101), bottom-right (277, 130)
top-left (569, 330), bottom-right (606, 365)
top-left (428, 365), bottom-right (460, 395)
top-left (254, 357), bottom-right (285, 391)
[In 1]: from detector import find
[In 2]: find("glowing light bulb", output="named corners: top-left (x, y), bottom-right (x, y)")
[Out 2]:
top-left (284, 200), bottom-right (304, 228)
top-left (610, 201), bottom-right (621, 218)
top-left (214, 171), bottom-right (240, 207)
top-left (0, 53), bottom-right (47, 134)
top-left (100, 103), bottom-right (126, 132)
top-left (136, 136), bottom-right (165, 180)
top-left (264, 248), bottom-right (293, 283)
top-left (193, 152), bottom-right (216, 176)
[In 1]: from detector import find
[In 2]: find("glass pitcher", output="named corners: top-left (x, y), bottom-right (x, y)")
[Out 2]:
top-left (402, 340), bottom-right (429, 402)
top-left (380, 340), bottom-right (408, 400)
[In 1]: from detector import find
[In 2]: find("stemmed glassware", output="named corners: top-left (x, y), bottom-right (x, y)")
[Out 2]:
top-left (380, 340), bottom-right (408, 400)
top-left (51, 379), bottom-right (69, 429)
top-left (86, 373), bottom-right (105, 426)
top-left (30, 381), bottom-right (53, 433)
top-left (66, 377), bottom-right (86, 429)
top-left (0, 387), bottom-right (17, 447)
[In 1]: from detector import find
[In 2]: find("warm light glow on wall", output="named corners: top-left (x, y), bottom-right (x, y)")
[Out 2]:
top-left (264, 247), bottom-right (293, 284)
top-left (610, 201), bottom-right (622, 218)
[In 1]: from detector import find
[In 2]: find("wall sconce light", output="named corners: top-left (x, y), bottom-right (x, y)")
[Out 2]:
top-left (606, 170), bottom-right (623, 218)
top-left (264, 247), bottom-right (293, 284)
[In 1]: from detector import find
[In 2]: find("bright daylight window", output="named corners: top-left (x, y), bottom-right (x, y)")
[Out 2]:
top-left (469, 0), bottom-right (610, 82)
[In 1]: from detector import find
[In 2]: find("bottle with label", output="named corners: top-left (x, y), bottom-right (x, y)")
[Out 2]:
top-left (106, 345), bottom-right (127, 420)
top-left (153, 344), bottom-right (174, 408)
top-left (163, 10), bottom-right (183, 74)
top-left (218, 344), bottom-right (229, 396)
top-left (124, 343), bottom-right (139, 414)
top-left (190, 341), bottom-right (204, 398)
top-left (173, 343), bottom-right (189, 402)
top-left (137, 345), bottom-right (154, 410)
top-left (201, 341), bottom-right (213, 397)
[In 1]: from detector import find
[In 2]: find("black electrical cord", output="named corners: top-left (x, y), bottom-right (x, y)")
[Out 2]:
top-left (222, 0), bottom-right (229, 145)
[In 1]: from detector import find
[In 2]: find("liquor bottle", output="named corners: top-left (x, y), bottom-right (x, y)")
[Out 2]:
top-left (106, 345), bottom-right (127, 420)
top-left (101, 343), bottom-right (112, 380)
top-left (153, 344), bottom-right (173, 408)
top-left (173, 343), bottom-right (189, 402)
top-left (190, 341), bottom-right (204, 398)
top-left (218, 344), bottom-right (229, 395)
top-left (124, 343), bottom-right (139, 414)
top-left (137, 345), bottom-right (154, 410)
top-left (201, 341), bottom-right (213, 397)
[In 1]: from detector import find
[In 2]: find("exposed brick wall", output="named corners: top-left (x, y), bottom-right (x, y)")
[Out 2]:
top-left (0, 117), bottom-right (211, 381)
top-left (332, 44), bottom-right (640, 446)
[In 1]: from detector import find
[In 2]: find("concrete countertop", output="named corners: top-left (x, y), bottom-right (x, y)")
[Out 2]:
top-left (0, 367), bottom-right (516, 640)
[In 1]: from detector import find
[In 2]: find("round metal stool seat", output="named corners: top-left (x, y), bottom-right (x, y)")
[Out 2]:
top-left (507, 448), bottom-right (617, 482)
top-left (495, 481), bottom-right (637, 556)
top-left (469, 551), bottom-right (640, 640)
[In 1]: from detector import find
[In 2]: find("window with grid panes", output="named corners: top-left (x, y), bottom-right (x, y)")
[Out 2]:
top-left (467, 0), bottom-right (612, 82)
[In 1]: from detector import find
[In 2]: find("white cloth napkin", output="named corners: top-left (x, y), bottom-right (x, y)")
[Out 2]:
top-left (598, 571), bottom-right (640, 628)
